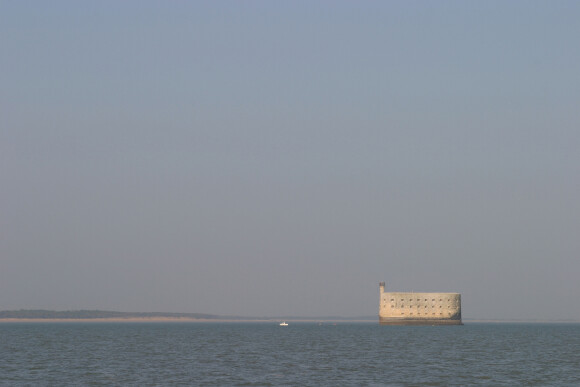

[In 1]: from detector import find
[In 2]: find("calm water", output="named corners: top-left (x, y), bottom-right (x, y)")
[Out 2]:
top-left (1, 322), bottom-right (579, 386)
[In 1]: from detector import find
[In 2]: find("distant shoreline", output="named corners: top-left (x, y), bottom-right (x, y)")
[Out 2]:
top-left (0, 317), bottom-right (261, 323)
top-left (1, 318), bottom-right (579, 324)
top-left (1, 310), bottom-right (578, 324)
top-left (0, 310), bottom-right (378, 323)
top-left (0, 317), bottom-right (376, 323)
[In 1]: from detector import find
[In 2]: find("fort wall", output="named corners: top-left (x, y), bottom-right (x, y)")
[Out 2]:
top-left (379, 282), bottom-right (462, 325)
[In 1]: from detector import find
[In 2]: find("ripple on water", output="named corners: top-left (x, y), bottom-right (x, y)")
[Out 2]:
top-left (1, 323), bottom-right (580, 386)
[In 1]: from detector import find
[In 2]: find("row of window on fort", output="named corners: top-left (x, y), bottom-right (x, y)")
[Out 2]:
top-left (382, 297), bottom-right (459, 310)
top-left (391, 298), bottom-right (451, 302)
top-left (390, 305), bottom-right (454, 308)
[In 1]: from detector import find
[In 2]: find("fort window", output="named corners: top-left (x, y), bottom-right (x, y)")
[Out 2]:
top-left (432, 299), bottom-right (435, 301)
top-left (391, 299), bottom-right (394, 302)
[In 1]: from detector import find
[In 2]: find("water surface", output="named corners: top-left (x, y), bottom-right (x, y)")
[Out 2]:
top-left (1, 322), bottom-right (579, 386)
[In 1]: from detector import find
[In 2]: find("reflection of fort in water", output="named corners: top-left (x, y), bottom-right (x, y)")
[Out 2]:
top-left (379, 282), bottom-right (462, 325)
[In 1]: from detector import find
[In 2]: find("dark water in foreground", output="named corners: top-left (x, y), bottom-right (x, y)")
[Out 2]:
top-left (1, 322), bottom-right (579, 386)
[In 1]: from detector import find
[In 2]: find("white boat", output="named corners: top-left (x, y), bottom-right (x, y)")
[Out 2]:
top-left (279, 321), bottom-right (288, 326)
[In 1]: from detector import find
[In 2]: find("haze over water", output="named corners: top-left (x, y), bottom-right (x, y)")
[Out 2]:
top-left (1, 2), bottom-right (579, 321)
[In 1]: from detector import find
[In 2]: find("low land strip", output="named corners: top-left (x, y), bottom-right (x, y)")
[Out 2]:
top-left (0, 310), bottom-right (375, 323)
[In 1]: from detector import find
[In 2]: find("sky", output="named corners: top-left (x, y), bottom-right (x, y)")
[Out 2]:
top-left (1, 1), bottom-right (579, 320)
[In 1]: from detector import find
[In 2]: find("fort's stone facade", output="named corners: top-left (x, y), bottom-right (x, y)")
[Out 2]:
top-left (379, 282), bottom-right (462, 325)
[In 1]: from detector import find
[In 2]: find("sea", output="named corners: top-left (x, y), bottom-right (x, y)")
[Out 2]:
top-left (1, 322), bottom-right (579, 386)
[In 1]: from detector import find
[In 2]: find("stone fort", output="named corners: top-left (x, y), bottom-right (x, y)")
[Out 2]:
top-left (379, 282), bottom-right (462, 325)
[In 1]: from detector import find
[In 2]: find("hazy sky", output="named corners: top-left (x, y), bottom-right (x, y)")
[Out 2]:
top-left (1, 1), bottom-right (579, 320)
